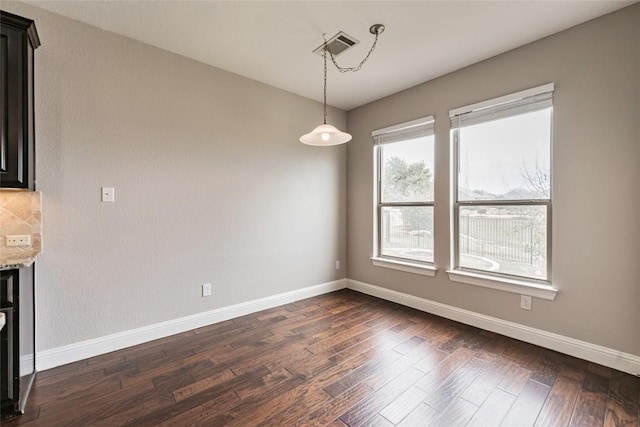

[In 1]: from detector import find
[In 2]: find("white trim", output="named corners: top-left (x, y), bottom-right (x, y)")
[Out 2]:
top-left (20, 355), bottom-right (34, 377)
top-left (371, 257), bottom-right (437, 277)
top-left (449, 83), bottom-right (555, 117)
top-left (36, 279), bottom-right (347, 372)
top-left (347, 279), bottom-right (640, 376)
top-left (371, 115), bottom-right (434, 137)
top-left (34, 276), bottom-right (639, 377)
top-left (447, 270), bottom-right (558, 301)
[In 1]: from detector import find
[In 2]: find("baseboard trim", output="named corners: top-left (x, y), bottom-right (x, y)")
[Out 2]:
top-left (36, 279), bottom-right (347, 371)
top-left (20, 355), bottom-right (34, 377)
top-left (347, 279), bottom-right (640, 376)
top-left (35, 277), bottom-right (640, 376)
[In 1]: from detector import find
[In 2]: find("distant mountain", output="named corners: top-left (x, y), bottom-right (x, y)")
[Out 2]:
top-left (459, 187), bottom-right (496, 200)
top-left (459, 187), bottom-right (539, 200)
top-left (502, 187), bottom-right (540, 199)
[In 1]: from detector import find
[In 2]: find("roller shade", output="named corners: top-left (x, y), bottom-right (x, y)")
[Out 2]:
top-left (372, 116), bottom-right (434, 145)
top-left (450, 83), bottom-right (554, 128)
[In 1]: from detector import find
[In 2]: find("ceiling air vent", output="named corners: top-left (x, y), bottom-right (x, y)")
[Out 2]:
top-left (313, 31), bottom-right (360, 57)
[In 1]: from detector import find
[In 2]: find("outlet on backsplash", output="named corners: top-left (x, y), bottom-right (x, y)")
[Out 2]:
top-left (0, 190), bottom-right (42, 267)
top-left (6, 235), bottom-right (32, 247)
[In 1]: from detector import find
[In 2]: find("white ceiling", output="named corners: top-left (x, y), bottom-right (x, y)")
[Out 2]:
top-left (26, 0), bottom-right (636, 111)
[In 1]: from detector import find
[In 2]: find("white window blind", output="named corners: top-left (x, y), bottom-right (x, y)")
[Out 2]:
top-left (450, 84), bottom-right (554, 127)
top-left (372, 116), bottom-right (434, 145)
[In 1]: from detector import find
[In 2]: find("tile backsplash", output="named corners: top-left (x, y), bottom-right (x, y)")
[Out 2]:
top-left (0, 190), bottom-right (42, 267)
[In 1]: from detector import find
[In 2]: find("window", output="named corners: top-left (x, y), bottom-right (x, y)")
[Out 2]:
top-left (373, 117), bottom-right (435, 268)
top-left (450, 84), bottom-right (553, 283)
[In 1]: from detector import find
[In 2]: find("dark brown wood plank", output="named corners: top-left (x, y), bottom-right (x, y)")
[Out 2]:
top-left (339, 367), bottom-right (425, 427)
top-left (466, 387), bottom-right (517, 427)
top-left (305, 382), bottom-right (374, 426)
top-left (323, 350), bottom-right (402, 397)
top-left (411, 346), bottom-right (449, 374)
top-left (501, 379), bottom-right (551, 426)
top-left (430, 397), bottom-right (479, 426)
top-left (329, 331), bottom-right (398, 365)
top-left (378, 386), bottom-right (428, 424)
top-left (118, 366), bottom-right (271, 427)
top-left (361, 414), bottom-right (395, 427)
top-left (603, 370), bottom-right (639, 427)
top-left (422, 357), bottom-right (487, 411)
top-left (363, 341), bottom-right (444, 392)
top-left (414, 347), bottom-right (476, 394)
top-left (534, 376), bottom-right (582, 427)
top-left (396, 402), bottom-right (440, 426)
top-left (460, 358), bottom-right (511, 406)
top-left (156, 390), bottom-right (239, 427)
top-left (498, 362), bottom-right (533, 395)
top-left (171, 368), bottom-right (236, 401)
top-left (213, 373), bottom-right (309, 427)
top-left (3, 289), bottom-right (634, 427)
top-left (557, 355), bottom-right (588, 383)
top-left (570, 370), bottom-right (610, 427)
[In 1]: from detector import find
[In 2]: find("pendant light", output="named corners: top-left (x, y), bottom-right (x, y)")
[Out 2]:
top-left (300, 24), bottom-right (385, 147)
top-left (300, 48), bottom-right (351, 146)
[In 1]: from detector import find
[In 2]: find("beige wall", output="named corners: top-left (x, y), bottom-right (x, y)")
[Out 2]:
top-left (3, 1), bottom-right (347, 351)
top-left (347, 4), bottom-right (640, 356)
top-left (3, 1), bottom-right (638, 360)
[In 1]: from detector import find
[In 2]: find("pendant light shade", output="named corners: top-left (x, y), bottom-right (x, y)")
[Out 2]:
top-left (300, 123), bottom-right (352, 146)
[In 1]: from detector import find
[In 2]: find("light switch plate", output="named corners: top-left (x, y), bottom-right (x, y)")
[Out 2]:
top-left (102, 187), bottom-right (115, 202)
top-left (202, 283), bottom-right (212, 297)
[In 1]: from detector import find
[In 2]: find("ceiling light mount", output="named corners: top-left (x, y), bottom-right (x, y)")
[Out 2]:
top-left (370, 24), bottom-right (385, 35)
top-left (300, 24), bottom-right (386, 146)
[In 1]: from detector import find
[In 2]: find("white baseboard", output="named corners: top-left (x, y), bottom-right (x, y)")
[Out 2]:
top-left (35, 277), bottom-right (640, 376)
top-left (20, 355), bottom-right (35, 377)
top-left (36, 279), bottom-right (347, 372)
top-left (347, 279), bottom-right (640, 376)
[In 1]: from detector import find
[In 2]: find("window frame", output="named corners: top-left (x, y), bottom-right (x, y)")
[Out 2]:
top-left (371, 116), bottom-right (436, 274)
top-left (449, 84), bottom-right (555, 289)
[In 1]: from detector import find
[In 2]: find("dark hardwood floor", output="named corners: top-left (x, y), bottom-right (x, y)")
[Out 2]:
top-left (4, 289), bottom-right (639, 426)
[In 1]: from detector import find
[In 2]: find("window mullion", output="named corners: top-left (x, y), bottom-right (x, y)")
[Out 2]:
top-left (458, 200), bottom-right (551, 206)
top-left (453, 128), bottom-right (460, 270)
top-left (379, 201), bottom-right (431, 207)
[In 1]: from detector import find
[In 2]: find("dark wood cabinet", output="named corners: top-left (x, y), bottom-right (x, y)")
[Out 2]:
top-left (0, 11), bottom-right (40, 189)
top-left (0, 266), bottom-right (35, 419)
top-left (0, 11), bottom-right (40, 419)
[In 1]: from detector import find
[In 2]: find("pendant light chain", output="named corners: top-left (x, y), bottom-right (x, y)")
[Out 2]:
top-left (323, 25), bottom-right (383, 73)
top-left (300, 24), bottom-right (383, 146)
top-left (323, 48), bottom-right (328, 124)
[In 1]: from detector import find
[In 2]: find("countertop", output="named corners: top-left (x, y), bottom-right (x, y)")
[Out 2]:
top-left (0, 253), bottom-right (38, 270)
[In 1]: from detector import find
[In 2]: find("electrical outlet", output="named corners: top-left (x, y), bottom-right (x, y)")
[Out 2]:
top-left (6, 235), bottom-right (31, 247)
top-left (520, 295), bottom-right (532, 311)
top-left (335, 260), bottom-right (341, 270)
top-left (202, 283), bottom-right (212, 297)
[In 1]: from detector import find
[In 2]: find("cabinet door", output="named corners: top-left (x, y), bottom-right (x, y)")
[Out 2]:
top-left (0, 29), bottom-right (9, 181)
top-left (0, 24), bottom-right (28, 189)
top-left (0, 270), bottom-right (18, 412)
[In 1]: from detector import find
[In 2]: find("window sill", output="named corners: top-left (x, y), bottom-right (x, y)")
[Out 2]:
top-left (371, 257), bottom-right (437, 277)
top-left (446, 269), bottom-right (558, 300)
